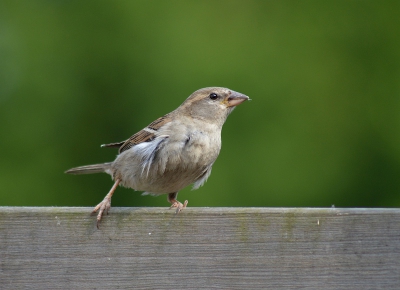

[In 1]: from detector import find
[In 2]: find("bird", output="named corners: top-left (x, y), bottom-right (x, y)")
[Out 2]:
top-left (65, 87), bottom-right (249, 228)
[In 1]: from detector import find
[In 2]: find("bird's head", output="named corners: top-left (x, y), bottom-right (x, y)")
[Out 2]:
top-left (178, 87), bottom-right (249, 126)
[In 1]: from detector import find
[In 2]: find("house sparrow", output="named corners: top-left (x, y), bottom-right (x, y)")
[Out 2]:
top-left (65, 87), bottom-right (249, 228)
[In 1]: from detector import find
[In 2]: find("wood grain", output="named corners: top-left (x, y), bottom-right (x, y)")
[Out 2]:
top-left (1, 207), bottom-right (399, 289)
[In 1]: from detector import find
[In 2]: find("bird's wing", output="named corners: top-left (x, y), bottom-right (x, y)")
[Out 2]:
top-left (101, 141), bottom-right (124, 148)
top-left (101, 114), bottom-right (173, 154)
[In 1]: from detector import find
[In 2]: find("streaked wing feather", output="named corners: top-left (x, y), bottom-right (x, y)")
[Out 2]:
top-left (147, 114), bottom-right (172, 130)
top-left (118, 114), bottom-right (172, 154)
top-left (101, 141), bottom-right (125, 148)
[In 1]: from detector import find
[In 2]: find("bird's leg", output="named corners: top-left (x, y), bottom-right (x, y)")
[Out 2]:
top-left (167, 192), bottom-right (188, 214)
top-left (92, 178), bottom-right (121, 228)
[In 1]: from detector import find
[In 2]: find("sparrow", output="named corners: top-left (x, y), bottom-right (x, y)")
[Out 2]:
top-left (65, 87), bottom-right (249, 228)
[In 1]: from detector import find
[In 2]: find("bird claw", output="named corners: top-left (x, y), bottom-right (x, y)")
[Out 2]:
top-left (170, 200), bottom-right (188, 214)
top-left (92, 198), bottom-right (111, 228)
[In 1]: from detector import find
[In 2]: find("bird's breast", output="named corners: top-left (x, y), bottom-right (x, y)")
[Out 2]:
top-left (182, 130), bottom-right (221, 164)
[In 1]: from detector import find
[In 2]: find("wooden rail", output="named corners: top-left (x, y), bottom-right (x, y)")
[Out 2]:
top-left (1, 207), bottom-right (399, 289)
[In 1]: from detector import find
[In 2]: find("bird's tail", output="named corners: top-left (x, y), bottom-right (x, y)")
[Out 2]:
top-left (65, 162), bottom-right (112, 175)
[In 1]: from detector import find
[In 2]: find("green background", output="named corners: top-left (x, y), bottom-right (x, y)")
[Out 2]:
top-left (1, 1), bottom-right (399, 208)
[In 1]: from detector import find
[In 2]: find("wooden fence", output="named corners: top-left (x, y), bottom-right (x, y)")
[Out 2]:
top-left (1, 207), bottom-right (399, 289)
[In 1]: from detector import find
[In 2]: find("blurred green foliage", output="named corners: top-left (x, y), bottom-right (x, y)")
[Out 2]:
top-left (1, 1), bottom-right (399, 208)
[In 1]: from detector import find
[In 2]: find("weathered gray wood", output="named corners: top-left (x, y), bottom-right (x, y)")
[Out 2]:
top-left (0, 207), bottom-right (399, 289)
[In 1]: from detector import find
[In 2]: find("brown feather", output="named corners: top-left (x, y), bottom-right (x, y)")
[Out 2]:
top-left (147, 114), bottom-right (172, 130)
top-left (118, 114), bottom-right (172, 154)
top-left (101, 141), bottom-right (125, 148)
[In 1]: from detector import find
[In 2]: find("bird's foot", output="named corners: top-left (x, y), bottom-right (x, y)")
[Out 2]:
top-left (92, 197), bottom-right (111, 229)
top-left (170, 200), bottom-right (188, 214)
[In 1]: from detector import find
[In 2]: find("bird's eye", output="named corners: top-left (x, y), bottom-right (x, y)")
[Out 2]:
top-left (209, 93), bottom-right (218, 100)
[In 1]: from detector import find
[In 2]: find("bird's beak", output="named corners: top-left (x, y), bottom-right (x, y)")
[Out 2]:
top-left (224, 92), bottom-right (250, 107)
